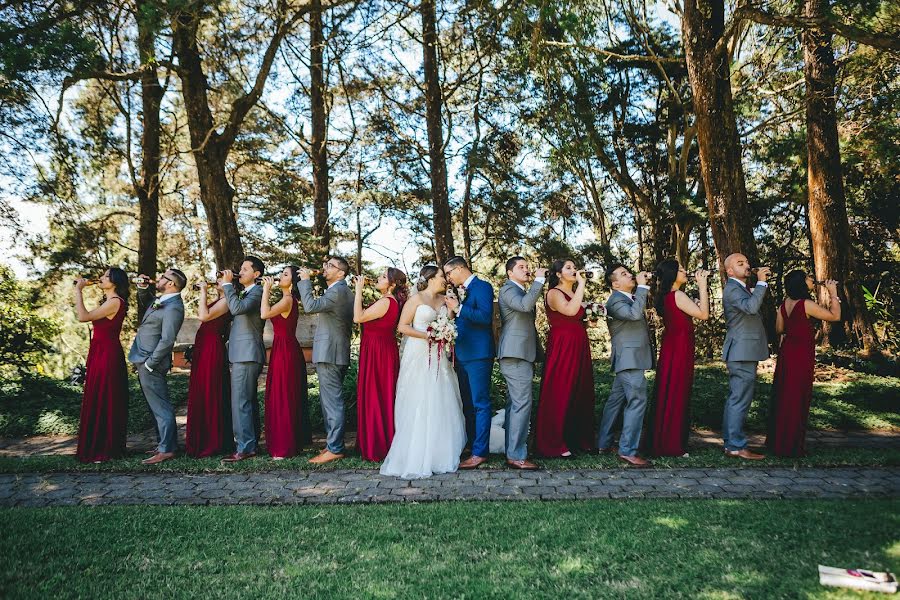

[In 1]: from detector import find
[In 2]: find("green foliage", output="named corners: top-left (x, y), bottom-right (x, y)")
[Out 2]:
top-left (0, 265), bottom-right (59, 377)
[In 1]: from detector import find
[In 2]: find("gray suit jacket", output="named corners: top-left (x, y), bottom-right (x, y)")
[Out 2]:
top-left (497, 279), bottom-right (544, 363)
top-left (299, 279), bottom-right (354, 365)
top-left (223, 284), bottom-right (266, 364)
top-left (722, 278), bottom-right (769, 362)
top-left (605, 287), bottom-right (653, 373)
top-left (128, 290), bottom-right (185, 373)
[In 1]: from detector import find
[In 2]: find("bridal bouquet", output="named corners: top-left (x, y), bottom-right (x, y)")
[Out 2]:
top-left (426, 311), bottom-right (458, 366)
top-left (583, 302), bottom-right (607, 324)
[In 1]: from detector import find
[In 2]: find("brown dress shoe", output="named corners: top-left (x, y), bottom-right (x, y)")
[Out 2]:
top-left (308, 450), bottom-right (345, 465)
top-left (724, 448), bottom-right (765, 460)
top-left (141, 452), bottom-right (176, 465)
top-left (618, 454), bottom-right (652, 468)
top-left (221, 451), bottom-right (257, 463)
top-left (458, 455), bottom-right (488, 470)
top-left (506, 459), bottom-right (539, 470)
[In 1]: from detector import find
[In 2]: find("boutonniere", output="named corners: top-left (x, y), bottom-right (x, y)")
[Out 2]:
top-left (151, 299), bottom-right (162, 311)
top-left (239, 290), bottom-right (247, 300)
top-left (583, 302), bottom-right (606, 324)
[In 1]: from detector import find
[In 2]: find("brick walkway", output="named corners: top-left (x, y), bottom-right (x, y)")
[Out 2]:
top-left (1, 467), bottom-right (897, 507)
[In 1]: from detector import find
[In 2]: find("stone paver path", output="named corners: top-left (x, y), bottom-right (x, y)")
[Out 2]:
top-left (2, 467), bottom-right (897, 507)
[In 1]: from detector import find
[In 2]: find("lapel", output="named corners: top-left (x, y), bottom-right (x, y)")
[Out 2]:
top-left (462, 277), bottom-right (476, 305)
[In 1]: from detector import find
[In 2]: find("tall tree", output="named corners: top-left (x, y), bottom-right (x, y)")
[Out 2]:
top-left (309, 0), bottom-right (331, 254)
top-left (420, 0), bottom-right (454, 263)
top-left (802, 0), bottom-right (880, 352)
top-left (170, 0), bottom-right (340, 268)
top-left (681, 0), bottom-right (761, 276)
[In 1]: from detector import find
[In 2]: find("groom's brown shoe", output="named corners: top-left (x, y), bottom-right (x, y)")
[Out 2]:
top-left (309, 449), bottom-right (345, 465)
top-left (724, 448), bottom-right (765, 460)
top-left (506, 459), bottom-right (539, 470)
top-left (618, 454), bottom-right (652, 468)
top-left (221, 451), bottom-right (257, 463)
top-left (458, 455), bottom-right (488, 470)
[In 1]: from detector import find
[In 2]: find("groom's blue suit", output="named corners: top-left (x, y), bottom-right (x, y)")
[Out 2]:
top-left (454, 276), bottom-right (496, 458)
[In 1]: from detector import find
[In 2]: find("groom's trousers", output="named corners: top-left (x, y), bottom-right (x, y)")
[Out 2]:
top-left (456, 358), bottom-right (493, 457)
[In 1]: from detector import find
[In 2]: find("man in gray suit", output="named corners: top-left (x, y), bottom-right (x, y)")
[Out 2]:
top-left (597, 264), bottom-right (654, 467)
top-left (721, 253), bottom-right (770, 460)
top-left (299, 256), bottom-right (354, 465)
top-left (221, 256), bottom-right (267, 462)
top-left (497, 256), bottom-right (546, 470)
top-left (129, 268), bottom-right (187, 465)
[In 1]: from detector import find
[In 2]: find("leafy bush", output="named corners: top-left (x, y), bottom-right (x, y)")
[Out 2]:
top-left (0, 264), bottom-right (59, 379)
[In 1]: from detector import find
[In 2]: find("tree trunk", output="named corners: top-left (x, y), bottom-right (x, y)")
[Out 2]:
top-left (681, 0), bottom-right (760, 277)
top-left (803, 0), bottom-right (880, 353)
top-left (172, 11), bottom-right (245, 269)
top-left (420, 0), bottom-right (455, 263)
top-left (135, 4), bottom-right (163, 321)
top-left (310, 0), bottom-right (331, 256)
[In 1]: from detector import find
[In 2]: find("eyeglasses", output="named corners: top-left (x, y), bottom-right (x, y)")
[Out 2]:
top-left (159, 274), bottom-right (172, 283)
top-left (445, 265), bottom-right (461, 276)
top-left (322, 261), bottom-right (341, 271)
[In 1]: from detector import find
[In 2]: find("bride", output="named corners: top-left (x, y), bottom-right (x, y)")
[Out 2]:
top-left (380, 265), bottom-right (467, 479)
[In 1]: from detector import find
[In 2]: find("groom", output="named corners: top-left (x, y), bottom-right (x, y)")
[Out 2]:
top-left (443, 256), bottom-right (495, 469)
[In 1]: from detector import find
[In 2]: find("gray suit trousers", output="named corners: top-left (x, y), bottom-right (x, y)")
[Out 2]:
top-left (137, 364), bottom-right (176, 453)
top-left (499, 357), bottom-right (534, 460)
top-left (317, 362), bottom-right (349, 454)
top-left (723, 361), bottom-right (757, 451)
top-left (597, 369), bottom-right (648, 456)
top-left (231, 362), bottom-right (262, 454)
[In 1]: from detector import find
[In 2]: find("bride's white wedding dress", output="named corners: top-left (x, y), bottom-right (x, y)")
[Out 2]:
top-left (380, 303), bottom-right (466, 479)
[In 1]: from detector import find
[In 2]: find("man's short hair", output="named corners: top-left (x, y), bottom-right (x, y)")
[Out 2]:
top-left (443, 256), bottom-right (469, 271)
top-left (244, 255), bottom-right (265, 277)
top-left (605, 263), bottom-right (626, 288)
top-left (329, 255), bottom-right (350, 275)
top-left (505, 256), bottom-right (525, 274)
top-left (168, 268), bottom-right (187, 291)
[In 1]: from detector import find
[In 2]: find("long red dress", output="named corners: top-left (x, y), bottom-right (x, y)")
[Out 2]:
top-left (185, 308), bottom-right (232, 457)
top-left (263, 298), bottom-right (309, 458)
top-left (356, 296), bottom-right (400, 461)
top-left (77, 297), bottom-right (129, 463)
top-left (648, 291), bottom-right (695, 456)
top-left (535, 289), bottom-right (596, 456)
top-left (767, 300), bottom-right (816, 457)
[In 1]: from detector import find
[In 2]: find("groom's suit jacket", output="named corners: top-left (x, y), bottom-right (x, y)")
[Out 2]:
top-left (454, 276), bottom-right (495, 362)
top-left (128, 289), bottom-right (185, 373)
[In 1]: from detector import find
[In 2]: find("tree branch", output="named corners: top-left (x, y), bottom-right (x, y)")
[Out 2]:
top-left (735, 4), bottom-right (900, 52)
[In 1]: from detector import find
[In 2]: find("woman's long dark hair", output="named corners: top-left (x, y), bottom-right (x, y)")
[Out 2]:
top-left (387, 267), bottom-right (409, 311)
top-left (286, 265), bottom-right (302, 301)
top-left (107, 267), bottom-right (129, 309)
top-left (784, 269), bottom-right (811, 301)
top-left (653, 258), bottom-right (680, 314)
top-left (547, 258), bottom-right (576, 291)
top-left (416, 265), bottom-right (439, 292)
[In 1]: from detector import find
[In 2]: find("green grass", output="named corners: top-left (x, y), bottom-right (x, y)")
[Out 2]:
top-left (1, 501), bottom-right (897, 598)
top-left (2, 361), bottom-right (897, 440)
top-left (0, 446), bottom-right (896, 474)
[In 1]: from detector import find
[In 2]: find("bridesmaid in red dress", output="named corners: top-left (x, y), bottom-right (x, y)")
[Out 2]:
top-left (767, 271), bottom-right (841, 457)
top-left (185, 280), bottom-right (233, 457)
top-left (353, 267), bottom-right (408, 461)
top-left (260, 266), bottom-right (309, 459)
top-left (536, 259), bottom-right (595, 457)
top-left (72, 268), bottom-right (130, 463)
top-left (647, 259), bottom-right (710, 457)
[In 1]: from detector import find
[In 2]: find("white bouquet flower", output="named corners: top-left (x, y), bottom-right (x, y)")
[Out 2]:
top-left (583, 302), bottom-right (607, 324)
top-left (426, 311), bottom-right (458, 366)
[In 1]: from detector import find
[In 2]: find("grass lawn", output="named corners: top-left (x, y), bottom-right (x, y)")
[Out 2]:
top-left (1, 500), bottom-right (897, 599)
top-left (2, 361), bottom-right (897, 440)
